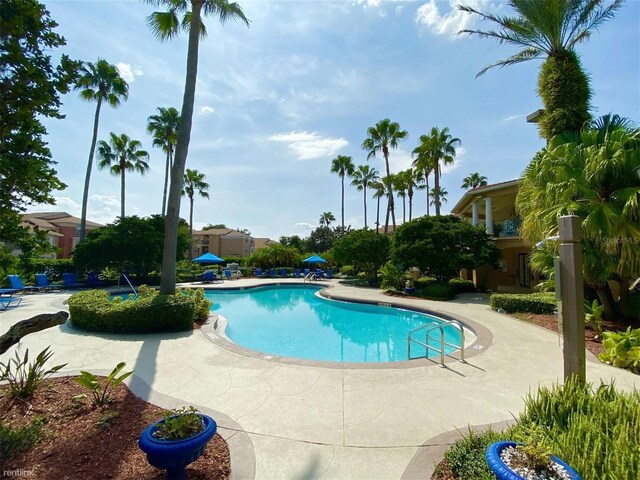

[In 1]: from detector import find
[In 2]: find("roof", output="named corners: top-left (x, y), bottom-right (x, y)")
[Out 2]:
top-left (23, 212), bottom-right (102, 228)
top-left (199, 228), bottom-right (252, 238)
top-left (451, 179), bottom-right (521, 215)
top-left (254, 238), bottom-right (279, 249)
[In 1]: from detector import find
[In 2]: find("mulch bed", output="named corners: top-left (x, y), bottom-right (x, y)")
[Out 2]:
top-left (1, 377), bottom-right (230, 479)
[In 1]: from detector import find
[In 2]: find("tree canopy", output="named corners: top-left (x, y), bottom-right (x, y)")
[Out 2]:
top-left (331, 229), bottom-right (391, 276)
top-left (391, 215), bottom-right (501, 282)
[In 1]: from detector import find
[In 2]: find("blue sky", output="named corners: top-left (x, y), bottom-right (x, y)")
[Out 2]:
top-left (33, 0), bottom-right (640, 240)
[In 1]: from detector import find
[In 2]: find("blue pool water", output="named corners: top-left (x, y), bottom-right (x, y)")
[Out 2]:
top-left (204, 285), bottom-right (462, 363)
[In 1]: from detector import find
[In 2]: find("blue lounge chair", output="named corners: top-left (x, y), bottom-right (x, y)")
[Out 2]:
top-left (326, 268), bottom-right (333, 279)
top-left (294, 269), bottom-right (301, 278)
top-left (279, 268), bottom-right (288, 277)
top-left (87, 271), bottom-right (104, 287)
top-left (269, 268), bottom-right (276, 277)
top-left (35, 274), bottom-right (61, 291)
top-left (304, 268), bottom-right (310, 276)
top-left (224, 269), bottom-right (233, 281)
top-left (255, 268), bottom-right (264, 277)
top-left (0, 296), bottom-right (22, 310)
top-left (315, 269), bottom-right (324, 279)
top-left (63, 272), bottom-right (86, 289)
top-left (8, 275), bottom-right (45, 293)
top-left (201, 270), bottom-right (215, 283)
top-left (0, 288), bottom-right (21, 296)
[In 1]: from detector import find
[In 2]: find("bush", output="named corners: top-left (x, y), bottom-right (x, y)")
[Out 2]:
top-left (0, 417), bottom-right (46, 461)
top-left (179, 288), bottom-right (212, 322)
top-left (416, 283), bottom-right (455, 301)
top-left (0, 347), bottom-right (66, 399)
top-left (379, 263), bottom-right (405, 291)
top-left (68, 289), bottom-right (196, 333)
top-left (340, 265), bottom-right (355, 277)
top-left (448, 278), bottom-right (476, 294)
top-left (414, 276), bottom-right (437, 288)
top-left (598, 327), bottom-right (640, 373)
top-left (442, 428), bottom-right (507, 480)
top-left (489, 293), bottom-right (557, 314)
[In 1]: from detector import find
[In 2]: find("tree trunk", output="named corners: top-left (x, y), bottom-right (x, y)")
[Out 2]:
top-left (161, 148), bottom-right (171, 216)
top-left (434, 161), bottom-right (441, 216)
top-left (595, 284), bottom-right (617, 322)
top-left (383, 152), bottom-right (395, 232)
top-left (375, 195), bottom-right (380, 234)
top-left (424, 168), bottom-right (430, 216)
top-left (363, 184), bottom-right (367, 228)
top-left (341, 174), bottom-right (345, 230)
top-left (402, 195), bottom-right (406, 223)
top-left (189, 195), bottom-right (194, 260)
top-left (408, 190), bottom-right (413, 221)
top-left (160, 0), bottom-right (202, 295)
top-left (0, 312), bottom-right (68, 355)
top-left (80, 96), bottom-right (103, 242)
top-left (120, 160), bottom-right (126, 218)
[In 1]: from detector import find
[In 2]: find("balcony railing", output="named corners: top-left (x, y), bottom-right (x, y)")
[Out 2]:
top-left (495, 216), bottom-right (521, 238)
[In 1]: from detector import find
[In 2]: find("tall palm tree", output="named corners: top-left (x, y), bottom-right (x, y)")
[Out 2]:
top-left (97, 133), bottom-right (150, 218)
top-left (147, 107), bottom-right (180, 216)
top-left (330, 155), bottom-right (355, 230)
top-left (458, 0), bottom-right (623, 140)
top-left (350, 165), bottom-right (379, 228)
top-left (429, 187), bottom-right (448, 210)
top-left (319, 212), bottom-right (335, 228)
top-left (412, 127), bottom-right (460, 216)
top-left (74, 59), bottom-right (129, 241)
top-left (412, 139), bottom-right (435, 216)
top-left (461, 172), bottom-right (488, 189)
top-left (182, 168), bottom-right (210, 260)
top-left (393, 172), bottom-right (408, 224)
top-left (361, 118), bottom-right (408, 233)
top-left (403, 168), bottom-right (425, 222)
top-left (371, 180), bottom-right (386, 234)
top-left (146, 0), bottom-right (250, 295)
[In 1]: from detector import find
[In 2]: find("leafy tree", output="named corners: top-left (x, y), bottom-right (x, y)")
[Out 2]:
top-left (147, 106), bottom-right (180, 216)
top-left (362, 118), bottom-right (408, 232)
top-left (182, 168), bottom-right (210, 259)
top-left (75, 59), bottom-right (129, 241)
top-left (235, 227), bottom-right (251, 235)
top-left (331, 229), bottom-right (391, 276)
top-left (279, 235), bottom-right (305, 252)
top-left (250, 243), bottom-right (301, 268)
top-left (391, 215), bottom-right (501, 282)
top-left (330, 155), bottom-right (355, 230)
top-left (319, 212), bottom-right (335, 227)
top-left (461, 172), bottom-right (488, 189)
top-left (306, 226), bottom-right (337, 253)
top-left (145, 0), bottom-right (250, 295)
top-left (0, 0), bottom-right (78, 250)
top-left (203, 223), bottom-right (226, 229)
top-left (412, 127), bottom-right (460, 216)
top-left (516, 115), bottom-right (640, 321)
top-left (350, 165), bottom-right (379, 229)
top-left (97, 132), bottom-right (150, 218)
top-left (458, 0), bottom-right (623, 140)
top-left (73, 215), bottom-right (190, 282)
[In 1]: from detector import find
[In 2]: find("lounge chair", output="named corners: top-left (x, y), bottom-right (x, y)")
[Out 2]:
top-left (63, 272), bottom-right (86, 289)
top-left (35, 274), bottom-right (62, 291)
top-left (326, 268), bottom-right (333, 279)
top-left (279, 268), bottom-right (288, 278)
top-left (0, 296), bottom-right (22, 310)
top-left (201, 270), bottom-right (215, 283)
top-left (304, 268), bottom-right (310, 276)
top-left (223, 269), bottom-right (233, 281)
top-left (315, 269), bottom-right (324, 280)
top-left (0, 288), bottom-right (21, 296)
top-left (8, 275), bottom-right (46, 293)
top-left (294, 269), bottom-right (301, 278)
top-left (255, 268), bottom-right (265, 277)
top-left (87, 271), bottom-right (104, 287)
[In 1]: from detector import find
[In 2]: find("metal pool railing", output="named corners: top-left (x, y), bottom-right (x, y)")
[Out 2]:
top-left (407, 319), bottom-right (466, 367)
top-left (120, 273), bottom-right (138, 299)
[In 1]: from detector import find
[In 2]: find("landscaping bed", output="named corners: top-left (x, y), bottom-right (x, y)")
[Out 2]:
top-left (1, 377), bottom-right (230, 479)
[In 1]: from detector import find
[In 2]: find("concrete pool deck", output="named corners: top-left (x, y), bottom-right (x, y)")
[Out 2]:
top-left (1, 279), bottom-right (638, 479)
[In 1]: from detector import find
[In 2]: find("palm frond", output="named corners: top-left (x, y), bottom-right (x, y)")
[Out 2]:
top-left (475, 48), bottom-right (542, 77)
top-left (147, 10), bottom-right (181, 41)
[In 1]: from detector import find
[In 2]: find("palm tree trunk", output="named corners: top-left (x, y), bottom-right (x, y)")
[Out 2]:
top-left (80, 96), bottom-right (103, 242)
top-left (363, 184), bottom-right (367, 228)
top-left (595, 284), bottom-right (617, 321)
top-left (424, 169), bottom-right (430, 216)
top-left (161, 148), bottom-right (171, 216)
top-left (376, 195), bottom-right (380, 234)
top-left (383, 153), bottom-right (395, 232)
top-left (408, 191), bottom-right (413, 221)
top-left (402, 195), bottom-right (406, 223)
top-left (434, 162), bottom-right (441, 216)
top-left (341, 174), bottom-right (345, 230)
top-left (120, 165), bottom-right (126, 218)
top-left (160, 0), bottom-right (202, 295)
top-left (189, 195), bottom-right (194, 261)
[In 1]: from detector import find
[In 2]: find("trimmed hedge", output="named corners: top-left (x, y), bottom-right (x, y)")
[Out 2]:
top-left (448, 278), bottom-right (476, 294)
top-left (414, 276), bottom-right (438, 288)
top-left (416, 283), bottom-right (456, 301)
top-left (68, 289), bottom-right (199, 333)
top-left (490, 293), bottom-right (557, 314)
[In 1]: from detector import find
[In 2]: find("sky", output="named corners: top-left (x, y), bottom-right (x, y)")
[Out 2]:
top-left (32, 0), bottom-right (640, 240)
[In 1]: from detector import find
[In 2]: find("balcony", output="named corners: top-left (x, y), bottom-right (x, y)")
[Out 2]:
top-left (495, 216), bottom-right (521, 238)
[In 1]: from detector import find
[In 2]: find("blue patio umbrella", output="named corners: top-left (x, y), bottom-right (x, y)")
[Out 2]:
top-left (192, 252), bottom-right (224, 264)
top-left (303, 255), bottom-right (327, 264)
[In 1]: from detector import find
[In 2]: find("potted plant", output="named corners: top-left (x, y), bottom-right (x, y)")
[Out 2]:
top-left (486, 441), bottom-right (582, 480)
top-left (138, 406), bottom-right (217, 480)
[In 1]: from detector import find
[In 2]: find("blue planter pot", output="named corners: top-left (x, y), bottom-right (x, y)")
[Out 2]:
top-left (404, 287), bottom-right (416, 294)
top-left (486, 441), bottom-right (582, 480)
top-left (138, 414), bottom-right (217, 480)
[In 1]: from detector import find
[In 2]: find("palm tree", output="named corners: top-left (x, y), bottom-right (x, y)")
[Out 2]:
top-left (361, 118), bottom-right (408, 233)
top-left (330, 155), bottom-right (355, 230)
top-left (350, 165), bottom-right (379, 228)
top-left (403, 168), bottom-right (425, 221)
top-left (393, 172), bottom-right (408, 224)
top-left (182, 168), bottom-right (210, 260)
top-left (97, 133), bottom-right (150, 218)
top-left (412, 140), bottom-right (435, 216)
top-left (147, 106), bottom-right (180, 216)
top-left (458, 0), bottom-right (623, 140)
top-left (429, 187), bottom-right (448, 210)
top-left (371, 180), bottom-right (386, 234)
top-left (146, 0), bottom-right (249, 295)
top-left (461, 172), bottom-right (488, 189)
top-left (413, 127), bottom-right (460, 216)
top-left (319, 212), bottom-right (335, 228)
top-left (74, 59), bottom-right (129, 241)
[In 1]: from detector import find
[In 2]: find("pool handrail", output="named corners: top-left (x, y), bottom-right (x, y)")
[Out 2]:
top-left (407, 319), bottom-right (465, 366)
top-left (121, 273), bottom-right (138, 299)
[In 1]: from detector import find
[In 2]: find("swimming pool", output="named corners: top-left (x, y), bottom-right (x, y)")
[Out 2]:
top-left (205, 285), bottom-right (463, 363)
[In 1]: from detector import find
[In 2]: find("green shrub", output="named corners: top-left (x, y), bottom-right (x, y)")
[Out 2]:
top-left (0, 347), bottom-right (66, 399)
top-left (68, 289), bottom-right (195, 333)
top-left (417, 283), bottom-right (455, 301)
top-left (489, 293), bottom-right (557, 314)
top-left (379, 262), bottom-right (405, 291)
top-left (179, 288), bottom-right (212, 322)
top-left (0, 417), bottom-right (46, 461)
top-left (153, 406), bottom-right (204, 441)
top-left (510, 377), bottom-right (640, 480)
top-left (448, 278), bottom-right (476, 294)
top-left (443, 428), bottom-right (507, 480)
top-left (414, 276), bottom-right (437, 288)
top-left (340, 265), bottom-right (355, 276)
top-left (598, 327), bottom-right (640, 373)
top-left (74, 362), bottom-right (133, 406)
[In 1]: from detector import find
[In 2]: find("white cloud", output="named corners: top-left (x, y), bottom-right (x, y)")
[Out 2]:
top-left (116, 62), bottom-right (143, 83)
top-left (198, 106), bottom-right (215, 116)
top-left (501, 113), bottom-right (525, 124)
top-left (268, 131), bottom-right (348, 160)
top-left (388, 148), bottom-right (414, 173)
top-left (441, 146), bottom-right (466, 173)
top-left (415, 0), bottom-right (497, 39)
top-left (294, 222), bottom-right (315, 230)
top-left (354, 0), bottom-right (402, 17)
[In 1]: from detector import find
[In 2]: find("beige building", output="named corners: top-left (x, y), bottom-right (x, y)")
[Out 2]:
top-left (451, 179), bottom-right (538, 292)
top-left (191, 228), bottom-right (255, 258)
top-left (253, 238), bottom-right (279, 251)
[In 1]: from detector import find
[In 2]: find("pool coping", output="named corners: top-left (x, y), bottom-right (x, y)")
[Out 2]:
top-left (198, 281), bottom-right (493, 370)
